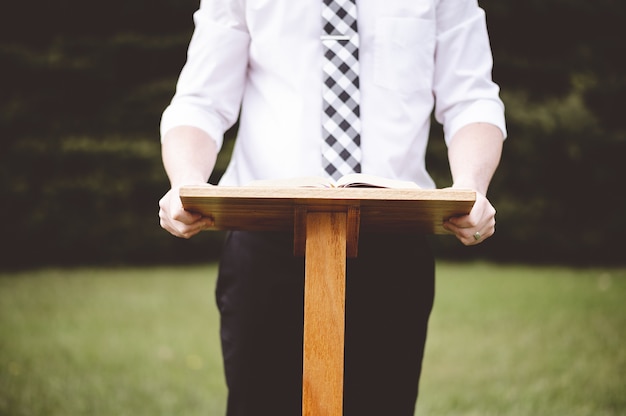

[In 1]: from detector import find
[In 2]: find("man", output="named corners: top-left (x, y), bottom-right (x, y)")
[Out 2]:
top-left (159, 0), bottom-right (505, 415)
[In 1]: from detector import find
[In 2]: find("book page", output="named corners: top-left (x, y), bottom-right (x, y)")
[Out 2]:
top-left (335, 173), bottom-right (421, 189)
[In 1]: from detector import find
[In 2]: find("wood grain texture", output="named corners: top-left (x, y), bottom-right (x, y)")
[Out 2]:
top-left (293, 207), bottom-right (308, 257)
top-left (302, 212), bottom-right (346, 416)
top-left (346, 206), bottom-right (360, 258)
top-left (180, 186), bottom-right (475, 235)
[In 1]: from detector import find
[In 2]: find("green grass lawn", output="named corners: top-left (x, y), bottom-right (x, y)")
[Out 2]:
top-left (0, 263), bottom-right (624, 415)
top-left (417, 263), bottom-right (625, 416)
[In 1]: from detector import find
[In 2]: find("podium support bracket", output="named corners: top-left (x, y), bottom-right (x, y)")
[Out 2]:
top-left (294, 206), bottom-right (360, 258)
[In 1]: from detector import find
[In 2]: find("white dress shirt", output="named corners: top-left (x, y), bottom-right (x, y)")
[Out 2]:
top-left (160, 0), bottom-right (506, 188)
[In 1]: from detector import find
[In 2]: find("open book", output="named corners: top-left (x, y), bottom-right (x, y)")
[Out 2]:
top-left (246, 173), bottom-right (420, 189)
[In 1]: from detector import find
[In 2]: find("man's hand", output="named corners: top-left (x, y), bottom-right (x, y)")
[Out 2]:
top-left (159, 126), bottom-right (219, 239)
top-left (445, 122), bottom-right (504, 245)
top-left (159, 186), bottom-right (214, 239)
top-left (443, 191), bottom-right (496, 246)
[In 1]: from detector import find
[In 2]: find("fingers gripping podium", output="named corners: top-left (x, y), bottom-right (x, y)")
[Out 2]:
top-left (180, 186), bottom-right (475, 416)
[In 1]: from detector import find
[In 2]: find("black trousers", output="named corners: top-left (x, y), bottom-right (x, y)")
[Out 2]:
top-left (216, 231), bottom-right (435, 416)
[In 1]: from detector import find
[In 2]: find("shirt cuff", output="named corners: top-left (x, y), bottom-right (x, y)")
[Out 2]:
top-left (159, 103), bottom-right (225, 150)
top-left (444, 99), bottom-right (507, 145)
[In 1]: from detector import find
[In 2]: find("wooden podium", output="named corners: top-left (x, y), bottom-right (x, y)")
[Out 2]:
top-left (180, 186), bottom-right (475, 416)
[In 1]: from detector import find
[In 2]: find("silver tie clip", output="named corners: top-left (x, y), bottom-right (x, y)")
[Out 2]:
top-left (320, 34), bottom-right (351, 41)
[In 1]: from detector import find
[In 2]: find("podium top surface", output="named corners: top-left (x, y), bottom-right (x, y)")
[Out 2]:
top-left (180, 185), bottom-right (475, 235)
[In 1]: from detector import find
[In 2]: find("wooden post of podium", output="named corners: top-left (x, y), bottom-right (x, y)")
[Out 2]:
top-left (179, 186), bottom-right (475, 416)
top-left (297, 205), bottom-right (359, 416)
top-left (302, 211), bottom-right (347, 415)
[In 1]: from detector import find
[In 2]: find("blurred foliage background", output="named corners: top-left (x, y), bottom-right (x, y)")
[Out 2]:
top-left (1, 0), bottom-right (624, 269)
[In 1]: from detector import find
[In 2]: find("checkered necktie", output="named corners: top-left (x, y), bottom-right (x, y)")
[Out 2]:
top-left (321, 0), bottom-right (362, 180)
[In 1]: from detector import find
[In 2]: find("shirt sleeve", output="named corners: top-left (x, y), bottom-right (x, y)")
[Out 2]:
top-left (159, 0), bottom-right (250, 150)
top-left (432, 0), bottom-right (507, 144)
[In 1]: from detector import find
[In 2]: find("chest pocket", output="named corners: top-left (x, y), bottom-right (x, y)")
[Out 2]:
top-left (373, 17), bottom-right (435, 92)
